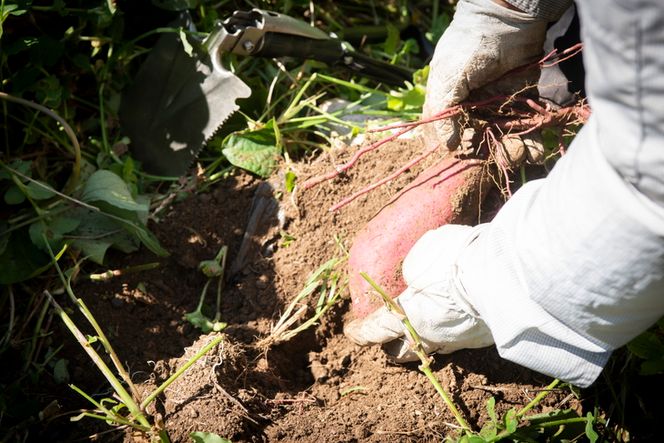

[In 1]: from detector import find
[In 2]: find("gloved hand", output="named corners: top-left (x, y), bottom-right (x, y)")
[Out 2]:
top-left (423, 0), bottom-right (549, 163)
top-left (344, 225), bottom-right (494, 361)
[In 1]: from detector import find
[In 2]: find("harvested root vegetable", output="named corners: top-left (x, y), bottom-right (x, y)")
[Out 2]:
top-left (348, 156), bottom-right (491, 318)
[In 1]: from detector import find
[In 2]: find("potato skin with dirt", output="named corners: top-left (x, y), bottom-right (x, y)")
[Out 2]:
top-left (348, 156), bottom-right (490, 318)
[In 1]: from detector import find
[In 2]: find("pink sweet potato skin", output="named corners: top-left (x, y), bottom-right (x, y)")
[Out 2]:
top-left (348, 156), bottom-right (491, 318)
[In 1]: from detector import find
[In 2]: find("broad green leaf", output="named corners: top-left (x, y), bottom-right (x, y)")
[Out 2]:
top-left (68, 208), bottom-right (139, 263)
top-left (25, 180), bottom-right (56, 200)
top-left (131, 224), bottom-right (169, 257)
top-left (29, 216), bottom-right (80, 250)
top-left (222, 119), bottom-right (281, 178)
top-left (4, 184), bottom-right (25, 204)
top-left (190, 431), bottom-right (232, 443)
top-left (627, 331), bottom-right (664, 360)
top-left (81, 170), bottom-right (147, 212)
top-left (72, 238), bottom-right (113, 264)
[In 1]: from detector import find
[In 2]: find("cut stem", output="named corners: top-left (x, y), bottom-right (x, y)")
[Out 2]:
top-left (46, 292), bottom-right (151, 429)
top-left (360, 272), bottom-right (471, 433)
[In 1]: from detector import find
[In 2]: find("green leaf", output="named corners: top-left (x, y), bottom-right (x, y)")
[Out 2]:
top-left (25, 180), bottom-right (56, 200)
top-left (190, 431), bottom-right (232, 443)
top-left (585, 412), bottom-right (599, 443)
top-left (73, 239), bottom-right (113, 264)
top-left (183, 309), bottom-right (215, 334)
top-left (222, 119), bottom-right (281, 178)
top-left (178, 28), bottom-right (194, 56)
top-left (627, 331), bottom-right (664, 360)
top-left (4, 184), bottom-right (25, 204)
top-left (387, 84), bottom-right (425, 112)
top-left (29, 216), bottom-right (80, 250)
top-left (131, 225), bottom-right (169, 257)
top-left (486, 396), bottom-right (497, 424)
top-left (284, 170), bottom-right (297, 193)
top-left (81, 170), bottom-right (147, 212)
top-left (504, 408), bottom-right (518, 434)
top-left (1, 3), bottom-right (27, 40)
top-left (68, 208), bottom-right (139, 263)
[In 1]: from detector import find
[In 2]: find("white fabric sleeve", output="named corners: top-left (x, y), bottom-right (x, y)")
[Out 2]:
top-left (458, 120), bottom-right (664, 388)
top-left (456, 0), bottom-right (664, 388)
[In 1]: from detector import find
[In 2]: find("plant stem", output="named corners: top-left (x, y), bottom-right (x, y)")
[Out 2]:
top-left (46, 292), bottom-right (151, 430)
top-left (360, 272), bottom-right (471, 433)
top-left (517, 378), bottom-right (560, 418)
top-left (213, 246), bottom-right (228, 322)
top-left (89, 262), bottom-right (160, 282)
top-left (76, 298), bottom-right (143, 401)
top-left (140, 334), bottom-right (224, 410)
top-left (0, 91), bottom-right (81, 192)
top-left (44, 239), bottom-right (143, 402)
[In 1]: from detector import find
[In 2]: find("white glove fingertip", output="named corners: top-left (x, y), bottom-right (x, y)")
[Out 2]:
top-left (344, 306), bottom-right (404, 346)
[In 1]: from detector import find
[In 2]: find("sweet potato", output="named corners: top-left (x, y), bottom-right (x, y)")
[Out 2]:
top-left (348, 156), bottom-right (491, 318)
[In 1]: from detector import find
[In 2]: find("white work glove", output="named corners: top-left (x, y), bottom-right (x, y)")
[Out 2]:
top-left (423, 0), bottom-right (548, 163)
top-left (344, 225), bottom-right (494, 362)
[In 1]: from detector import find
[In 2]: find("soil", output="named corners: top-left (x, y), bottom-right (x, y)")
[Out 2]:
top-left (39, 129), bottom-right (582, 442)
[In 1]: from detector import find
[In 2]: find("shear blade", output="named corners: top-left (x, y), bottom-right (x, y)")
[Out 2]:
top-left (120, 27), bottom-right (251, 176)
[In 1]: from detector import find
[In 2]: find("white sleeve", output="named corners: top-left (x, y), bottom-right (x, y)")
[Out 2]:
top-left (455, 0), bottom-right (664, 388)
top-left (458, 119), bottom-right (664, 388)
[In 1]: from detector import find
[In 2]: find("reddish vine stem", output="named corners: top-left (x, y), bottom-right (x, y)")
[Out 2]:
top-left (303, 43), bottom-right (587, 211)
top-left (496, 103), bottom-right (590, 133)
top-left (300, 125), bottom-right (415, 190)
top-left (329, 142), bottom-right (443, 212)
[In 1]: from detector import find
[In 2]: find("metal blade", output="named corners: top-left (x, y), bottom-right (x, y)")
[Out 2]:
top-left (120, 28), bottom-right (251, 176)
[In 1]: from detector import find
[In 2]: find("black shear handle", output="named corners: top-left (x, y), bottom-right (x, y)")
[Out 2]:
top-left (254, 33), bottom-right (414, 87)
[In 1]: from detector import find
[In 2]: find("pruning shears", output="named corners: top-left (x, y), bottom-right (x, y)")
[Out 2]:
top-left (120, 9), bottom-right (415, 176)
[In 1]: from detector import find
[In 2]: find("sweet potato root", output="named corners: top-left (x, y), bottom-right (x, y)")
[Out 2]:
top-left (348, 156), bottom-right (491, 318)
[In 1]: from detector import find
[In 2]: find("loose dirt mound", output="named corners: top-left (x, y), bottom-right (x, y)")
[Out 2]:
top-left (49, 131), bottom-right (578, 442)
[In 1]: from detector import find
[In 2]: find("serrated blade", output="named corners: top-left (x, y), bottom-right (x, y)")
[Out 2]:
top-left (120, 28), bottom-right (251, 176)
